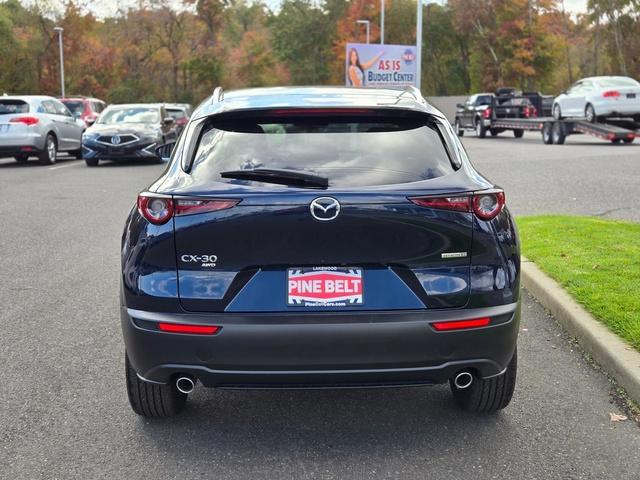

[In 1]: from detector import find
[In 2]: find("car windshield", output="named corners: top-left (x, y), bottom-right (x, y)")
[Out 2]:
top-left (596, 77), bottom-right (640, 88)
top-left (190, 115), bottom-right (454, 188)
top-left (98, 107), bottom-right (159, 124)
top-left (62, 101), bottom-right (84, 115)
top-left (476, 95), bottom-right (493, 105)
top-left (0, 100), bottom-right (29, 114)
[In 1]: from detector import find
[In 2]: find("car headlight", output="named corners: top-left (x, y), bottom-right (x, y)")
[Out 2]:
top-left (82, 132), bottom-right (99, 142)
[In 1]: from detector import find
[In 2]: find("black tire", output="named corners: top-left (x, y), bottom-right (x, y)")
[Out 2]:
top-left (622, 137), bottom-right (634, 144)
top-left (39, 134), bottom-right (57, 165)
top-left (490, 128), bottom-right (499, 137)
top-left (513, 129), bottom-right (524, 138)
top-left (85, 158), bottom-right (99, 167)
top-left (454, 119), bottom-right (464, 137)
top-left (552, 121), bottom-right (566, 145)
top-left (552, 103), bottom-right (562, 120)
top-left (71, 149), bottom-right (83, 159)
top-left (542, 122), bottom-right (553, 144)
top-left (475, 118), bottom-right (486, 138)
top-left (125, 353), bottom-right (187, 417)
top-left (14, 154), bottom-right (29, 162)
top-left (585, 103), bottom-right (596, 123)
top-left (610, 138), bottom-right (621, 144)
top-left (450, 348), bottom-right (517, 413)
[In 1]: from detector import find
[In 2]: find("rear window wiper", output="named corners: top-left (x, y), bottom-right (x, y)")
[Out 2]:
top-left (220, 168), bottom-right (329, 189)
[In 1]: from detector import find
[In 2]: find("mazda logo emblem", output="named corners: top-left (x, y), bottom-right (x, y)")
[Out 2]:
top-left (111, 135), bottom-right (121, 145)
top-left (310, 197), bottom-right (340, 221)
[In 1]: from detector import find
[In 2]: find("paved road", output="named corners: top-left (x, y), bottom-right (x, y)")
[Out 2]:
top-left (461, 131), bottom-right (640, 222)
top-left (0, 153), bottom-right (638, 480)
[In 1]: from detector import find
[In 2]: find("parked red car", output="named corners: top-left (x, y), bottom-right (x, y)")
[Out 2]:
top-left (60, 96), bottom-right (107, 128)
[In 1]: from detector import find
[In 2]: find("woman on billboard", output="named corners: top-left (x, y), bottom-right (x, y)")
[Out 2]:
top-left (348, 47), bottom-right (384, 87)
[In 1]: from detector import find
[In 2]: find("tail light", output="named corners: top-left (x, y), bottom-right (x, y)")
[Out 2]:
top-left (524, 106), bottom-right (537, 118)
top-left (10, 116), bottom-right (39, 126)
top-left (603, 90), bottom-right (620, 98)
top-left (432, 317), bottom-right (490, 331)
top-left (482, 107), bottom-right (492, 119)
top-left (409, 190), bottom-right (505, 221)
top-left (174, 198), bottom-right (239, 216)
top-left (137, 193), bottom-right (240, 224)
top-left (137, 194), bottom-right (174, 225)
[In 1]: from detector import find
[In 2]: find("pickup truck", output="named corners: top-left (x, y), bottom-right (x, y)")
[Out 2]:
top-left (454, 89), bottom-right (540, 138)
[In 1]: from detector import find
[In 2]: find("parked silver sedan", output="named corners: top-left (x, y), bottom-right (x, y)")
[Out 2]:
top-left (552, 76), bottom-right (640, 122)
top-left (0, 95), bottom-right (84, 164)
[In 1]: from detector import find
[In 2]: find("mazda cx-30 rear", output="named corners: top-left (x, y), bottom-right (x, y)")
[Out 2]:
top-left (121, 86), bottom-right (520, 417)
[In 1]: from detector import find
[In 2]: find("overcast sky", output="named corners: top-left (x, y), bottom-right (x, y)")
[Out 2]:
top-left (28, 0), bottom-right (588, 19)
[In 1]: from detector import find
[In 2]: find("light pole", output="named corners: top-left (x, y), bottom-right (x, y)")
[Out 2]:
top-left (53, 26), bottom-right (65, 98)
top-left (380, 0), bottom-right (385, 44)
top-left (415, 0), bottom-right (422, 90)
top-left (356, 20), bottom-right (370, 44)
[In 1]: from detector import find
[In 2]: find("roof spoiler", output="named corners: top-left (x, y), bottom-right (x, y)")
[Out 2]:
top-left (401, 86), bottom-right (426, 104)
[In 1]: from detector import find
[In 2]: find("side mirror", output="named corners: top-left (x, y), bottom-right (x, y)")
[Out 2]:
top-left (155, 142), bottom-right (176, 162)
top-left (163, 117), bottom-right (175, 125)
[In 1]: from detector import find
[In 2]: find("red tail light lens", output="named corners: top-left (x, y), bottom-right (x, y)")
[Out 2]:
top-left (409, 196), bottom-right (471, 212)
top-left (603, 90), bottom-right (620, 98)
top-left (174, 198), bottom-right (239, 216)
top-left (10, 116), bottom-right (39, 126)
top-left (524, 106), bottom-right (537, 118)
top-left (482, 107), bottom-right (492, 119)
top-left (158, 322), bottom-right (221, 335)
top-left (432, 317), bottom-right (490, 331)
top-left (137, 194), bottom-right (174, 225)
top-left (473, 191), bottom-right (505, 220)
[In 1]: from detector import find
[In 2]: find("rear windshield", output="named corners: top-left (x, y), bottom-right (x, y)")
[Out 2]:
top-left (62, 101), bottom-right (84, 115)
top-left (597, 77), bottom-right (640, 88)
top-left (167, 108), bottom-right (187, 119)
top-left (189, 115), bottom-right (454, 187)
top-left (0, 100), bottom-right (29, 114)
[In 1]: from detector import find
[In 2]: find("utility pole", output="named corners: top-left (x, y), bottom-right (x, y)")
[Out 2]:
top-left (380, 0), bottom-right (385, 44)
top-left (416, 0), bottom-right (422, 90)
top-left (53, 27), bottom-right (65, 97)
top-left (356, 20), bottom-right (370, 44)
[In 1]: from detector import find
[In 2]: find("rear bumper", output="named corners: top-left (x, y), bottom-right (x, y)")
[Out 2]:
top-left (0, 135), bottom-right (44, 156)
top-left (122, 302), bottom-right (520, 388)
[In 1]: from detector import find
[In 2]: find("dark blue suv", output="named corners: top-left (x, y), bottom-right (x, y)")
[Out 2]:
top-left (121, 86), bottom-right (520, 417)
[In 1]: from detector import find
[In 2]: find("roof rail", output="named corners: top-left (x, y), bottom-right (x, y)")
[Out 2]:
top-left (211, 86), bottom-right (224, 103)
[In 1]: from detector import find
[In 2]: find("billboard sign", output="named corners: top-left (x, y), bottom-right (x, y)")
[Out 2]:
top-left (345, 43), bottom-right (417, 88)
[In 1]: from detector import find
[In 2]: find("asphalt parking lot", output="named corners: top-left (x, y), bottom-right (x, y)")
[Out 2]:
top-left (1, 135), bottom-right (639, 480)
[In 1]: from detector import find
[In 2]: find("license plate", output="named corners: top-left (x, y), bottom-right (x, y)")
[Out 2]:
top-left (627, 93), bottom-right (636, 99)
top-left (287, 267), bottom-right (363, 307)
top-left (109, 147), bottom-right (123, 155)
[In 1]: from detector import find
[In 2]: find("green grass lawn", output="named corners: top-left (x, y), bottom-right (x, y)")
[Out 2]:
top-left (518, 215), bottom-right (640, 352)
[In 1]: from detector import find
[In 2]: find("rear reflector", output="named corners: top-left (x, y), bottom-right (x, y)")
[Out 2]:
top-left (10, 116), bottom-right (39, 126)
top-left (432, 317), bottom-right (491, 331)
top-left (174, 198), bottom-right (239, 216)
top-left (158, 323), bottom-right (221, 335)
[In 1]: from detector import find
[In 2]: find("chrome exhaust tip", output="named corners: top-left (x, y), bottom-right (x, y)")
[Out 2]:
top-left (453, 371), bottom-right (473, 390)
top-left (176, 376), bottom-right (195, 394)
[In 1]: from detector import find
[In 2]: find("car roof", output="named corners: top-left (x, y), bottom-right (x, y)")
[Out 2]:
top-left (579, 76), bottom-right (635, 82)
top-left (192, 86), bottom-right (445, 120)
top-left (0, 95), bottom-right (56, 102)
top-left (105, 103), bottom-right (163, 109)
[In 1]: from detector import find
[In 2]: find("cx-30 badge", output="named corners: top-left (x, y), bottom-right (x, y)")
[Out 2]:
top-left (111, 135), bottom-right (121, 145)
top-left (310, 197), bottom-right (340, 221)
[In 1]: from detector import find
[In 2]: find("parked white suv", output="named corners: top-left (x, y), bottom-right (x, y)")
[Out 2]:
top-left (0, 95), bottom-right (84, 164)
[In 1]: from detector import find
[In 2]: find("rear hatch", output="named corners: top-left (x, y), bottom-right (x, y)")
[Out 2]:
top-left (0, 100), bottom-right (31, 138)
top-left (171, 110), bottom-right (474, 312)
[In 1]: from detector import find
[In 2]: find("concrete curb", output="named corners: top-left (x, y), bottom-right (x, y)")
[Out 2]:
top-left (521, 256), bottom-right (640, 404)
